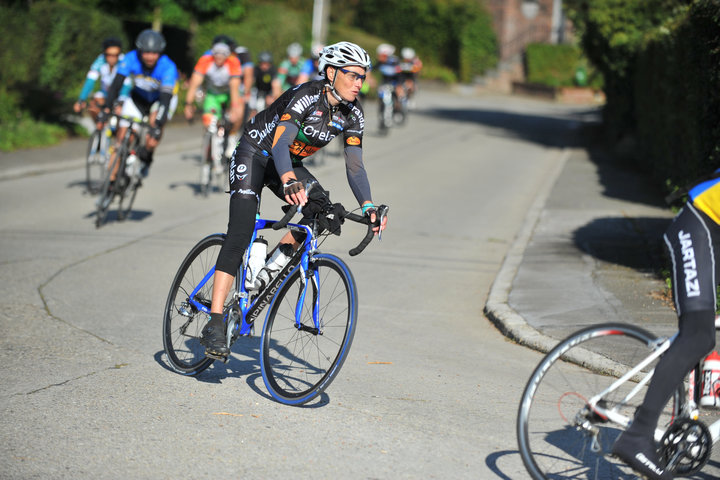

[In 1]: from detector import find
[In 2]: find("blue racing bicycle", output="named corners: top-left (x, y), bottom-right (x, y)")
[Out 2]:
top-left (162, 181), bottom-right (388, 405)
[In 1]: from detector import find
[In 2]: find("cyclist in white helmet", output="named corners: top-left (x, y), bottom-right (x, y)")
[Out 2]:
top-left (276, 42), bottom-right (306, 91)
top-left (399, 47), bottom-right (422, 101)
top-left (199, 41), bottom-right (387, 358)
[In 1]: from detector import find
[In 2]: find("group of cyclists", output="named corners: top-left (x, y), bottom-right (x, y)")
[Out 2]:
top-left (76, 33), bottom-right (424, 184)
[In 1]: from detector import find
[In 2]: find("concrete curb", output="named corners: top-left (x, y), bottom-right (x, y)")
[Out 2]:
top-left (484, 147), bottom-right (570, 354)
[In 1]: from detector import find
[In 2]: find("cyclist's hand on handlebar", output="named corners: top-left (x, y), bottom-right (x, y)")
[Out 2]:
top-left (363, 203), bottom-right (388, 235)
top-left (183, 103), bottom-right (195, 121)
top-left (282, 177), bottom-right (308, 206)
top-left (95, 108), bottom-right (110, 130)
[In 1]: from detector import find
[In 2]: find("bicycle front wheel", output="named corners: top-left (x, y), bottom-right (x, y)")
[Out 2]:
top-left (163, 233), bottom-right (227, 375)
top-left (260, 254), bottom-right (357, 405)
top-left (517, 323), bottom-right (683, 480)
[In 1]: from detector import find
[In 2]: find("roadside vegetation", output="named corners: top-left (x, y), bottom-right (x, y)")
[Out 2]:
top-left (565, 0), bottom-right (720, 191)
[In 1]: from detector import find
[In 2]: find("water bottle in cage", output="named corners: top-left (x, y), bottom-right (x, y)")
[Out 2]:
top-left (700, 350), bottom-right (720, 408)
top-left (244, 237), bottom-right (268, 290)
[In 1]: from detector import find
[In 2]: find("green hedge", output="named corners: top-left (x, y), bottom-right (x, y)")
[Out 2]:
top-left (0, 2), bottom-right (125, 150)
top-left (353, 0), bottom-right (497, 83)
top-left (524, 43), bottom-right (604, 88)
top-left (566, 0), bottom-right (720, 191)
top-left (633, 1), bottom-right (720, 187)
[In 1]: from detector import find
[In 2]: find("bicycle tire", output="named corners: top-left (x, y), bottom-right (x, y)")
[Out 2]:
top-left (94, 146), bottom-right (123, 228)
top-left (199, 132), bottom-right (212, 197)
top-left (517, 323), bottom-right (684, 480)
top-left (163, 233), bottom-right (228, 375)
top-left (86, 129), bottom-right (107, 194)
top-left (116, 146), bottom-right (139, 221)
top-left (260, 253), bottom-right (357, 405)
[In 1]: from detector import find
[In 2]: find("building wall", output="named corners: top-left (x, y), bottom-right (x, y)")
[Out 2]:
top-left (482, 0), bottom-right (572, 91)
top-left (485, 0), bottom-right (558, 62)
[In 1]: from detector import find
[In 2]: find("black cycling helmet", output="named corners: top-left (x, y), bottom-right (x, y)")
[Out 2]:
top-left (102, 37), bottom-right (122, 51)
top-left (135, 29), bottom-right (166, 53)
top-left (212, 34), bottom-right (236, 51)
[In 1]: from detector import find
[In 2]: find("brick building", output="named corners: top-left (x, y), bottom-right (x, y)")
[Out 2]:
top-left (483, 0), bottom-right (570, 91)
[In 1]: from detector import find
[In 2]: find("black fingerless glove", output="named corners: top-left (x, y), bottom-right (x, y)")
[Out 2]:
top-left (283, 179), bottom-right (304, 196)
top-left (149, 126), bottom-right (163, 140)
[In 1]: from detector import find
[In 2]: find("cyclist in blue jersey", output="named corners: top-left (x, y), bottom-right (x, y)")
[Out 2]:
top-left (199, 41), bottom-right (388, 358)
top-left (296, 44), bottom-right (324, 85)
top-left (100, 29), bottom-right (179, 178)
top-left (73, 37), bottom-right (130, 122)
top-left (612, 170), bottom-right (720, 479)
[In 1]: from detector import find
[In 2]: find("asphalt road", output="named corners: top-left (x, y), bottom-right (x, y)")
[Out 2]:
top-left (0, 88), bottom-right (599, 479)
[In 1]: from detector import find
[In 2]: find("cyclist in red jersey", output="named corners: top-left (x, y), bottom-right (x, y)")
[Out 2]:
top-left (199, 41), bottom-right (388, 357)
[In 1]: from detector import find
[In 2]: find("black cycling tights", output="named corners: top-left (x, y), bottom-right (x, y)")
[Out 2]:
top-left (215, 195), bottom-right (257, 276)
top-left (630, 310), bottom-right (716, 437)
top-left (629, 204), bottom-right (719, 437)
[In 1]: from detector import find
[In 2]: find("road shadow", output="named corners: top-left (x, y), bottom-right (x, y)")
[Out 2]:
top-left (416, 106), bottom-right (599, 149)
top-left (484, 450), bottom-right (517, 479)
top-left (83, 208), bottom-right (152, 225)
top-left (154, 339), bottom-right (331, 408)
top-left (573, 216), bottom-right (672, 273)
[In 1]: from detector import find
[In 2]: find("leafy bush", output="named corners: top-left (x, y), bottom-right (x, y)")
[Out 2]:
top-left (565, 0), bottom-right (720, 192)
top-left (524, 43), bottom-right (604, 89)
top-left (633, 0), bottom-right (720, 187)
top-left (0, 2), bottom-right (125, 121)
top-left (193, 3), bottom-right (310, 63)
top-left (353, 0), bottom-right (497, 82)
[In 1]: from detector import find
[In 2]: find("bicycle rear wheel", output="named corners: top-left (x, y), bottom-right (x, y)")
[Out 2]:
top-left (86, 129), bottom-right (108, 194)
top-left (517, 323), bottom-right (683, 480)
top-left (260, 254), bottom-right (357, 405)
top-left (163, 233), bottom-right (228, 375)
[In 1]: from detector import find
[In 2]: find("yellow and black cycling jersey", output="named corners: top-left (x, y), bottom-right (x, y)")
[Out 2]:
top-left (689, 169), bottom-right (720, 224)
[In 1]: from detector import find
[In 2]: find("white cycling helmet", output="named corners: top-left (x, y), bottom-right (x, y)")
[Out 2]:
top-left (401, 47), bottom-right (416, 60)
top-left (376, 43), bottom-right (395, 56)
top-left (287, 42), bottom-right (303, 58)
top-left (318, 41), bottom-right (371, 74)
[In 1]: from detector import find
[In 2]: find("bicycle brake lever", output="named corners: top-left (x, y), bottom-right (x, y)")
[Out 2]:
top-left (296, 180), bottom-right (319, 216)
top-left (377, 205), bottom-right (389, 241)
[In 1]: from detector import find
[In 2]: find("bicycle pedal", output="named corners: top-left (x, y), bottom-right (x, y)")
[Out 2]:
top-left (205, 351), bottom-right (229, 363)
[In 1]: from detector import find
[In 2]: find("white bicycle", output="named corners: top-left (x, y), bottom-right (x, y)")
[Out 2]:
top-left (518, 319), bottom-right (720, 479)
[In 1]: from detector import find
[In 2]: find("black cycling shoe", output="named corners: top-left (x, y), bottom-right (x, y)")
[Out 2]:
top-left (199, 319), bottom-right (229, 357)
top-left (611, 430), bottom-right (672, 480)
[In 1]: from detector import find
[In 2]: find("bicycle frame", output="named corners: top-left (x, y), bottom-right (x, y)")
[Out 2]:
top-left (581, 320), bottom-right (720, 445)
top-left (184, 216), bottom-right (318, 343)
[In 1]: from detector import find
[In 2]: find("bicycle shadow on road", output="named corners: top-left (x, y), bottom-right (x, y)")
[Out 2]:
top-left (153, 344), bottom-right (331, 408)
top-left (83, 208), bottom-right (153, 224)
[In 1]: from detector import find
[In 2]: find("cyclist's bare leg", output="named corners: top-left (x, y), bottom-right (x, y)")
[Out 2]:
top-left (210, 270), bottom-right (235, 315)
top-left (107, 125), bottom-right (128, 181)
